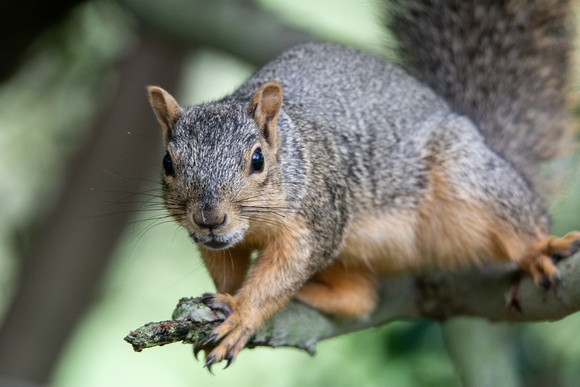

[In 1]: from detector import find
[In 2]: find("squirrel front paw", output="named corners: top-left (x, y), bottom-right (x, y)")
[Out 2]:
top-left (520, 231), bottom-right (580, 290)
top-left (199, 293), bottom-right (252, 372)
top-left (200, 293), bottom-right (236, 318)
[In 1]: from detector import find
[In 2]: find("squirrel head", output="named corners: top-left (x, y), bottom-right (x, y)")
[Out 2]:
top-left (148, 82), bottom-right (284, 250)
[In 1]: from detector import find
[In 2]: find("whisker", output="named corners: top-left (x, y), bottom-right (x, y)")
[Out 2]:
top-left (80, 208), bottom-right (171, 220)
top-left (239, 214), bottom-right (298, 233)
top-left (133, 218), bottom-right (182, 243)
top-left (241, 209), bottom-right (286, 219)
top-left (89, 187), bottom-right (163, 197)
top-left (126, 215), bottom-right (184, 229)
top-left (234, 193), bottom-right (265, 203)
top-left (99, 168), bottom-right (163, 188)
top-left (136, 213), bottom-right (184, 222)
top-left (241, 204), bottom-right (305, 211)
top-left (94, 200), bottom-right (166, 209)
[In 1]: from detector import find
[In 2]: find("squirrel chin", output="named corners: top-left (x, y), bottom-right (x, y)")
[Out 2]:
top-left (193, 231), bottom-right (245, 251)
top-left (201, 239), bottom-right (231, 251)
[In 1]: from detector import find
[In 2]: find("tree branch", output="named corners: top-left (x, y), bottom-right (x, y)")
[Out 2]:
top-left (125, 251), bottom-right (580, 355)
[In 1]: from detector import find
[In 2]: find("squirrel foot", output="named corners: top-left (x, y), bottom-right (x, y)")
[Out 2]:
top-left (520, 231), bottom-right (580, 291)
top-left (199, 293), bottom-right (250, 372)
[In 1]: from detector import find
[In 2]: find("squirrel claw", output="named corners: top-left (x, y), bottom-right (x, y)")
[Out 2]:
top-left (193, 343), bottom-right (203, 360)
top-left (538, 276), bottom-right (551, 292)
top-left (537, 270), bottom-right (563, 292)
top-left (224, 354), bottom-right (234, 369)
top-left (203, 333), bottom-right (219, 346)
top-left (550, 270), bottom-right (563, 285)
top-left (204, 356), bottom-right (216, 375)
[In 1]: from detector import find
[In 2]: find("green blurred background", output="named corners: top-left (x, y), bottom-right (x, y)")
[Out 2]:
top-left (1, 0), bottom-right (580, 386)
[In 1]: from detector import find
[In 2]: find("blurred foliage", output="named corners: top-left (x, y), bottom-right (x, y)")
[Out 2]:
top-left (0, 1), bottom-right (133, 323)
top-left (1, 0), bottom-right (580, 386)
top-left (255, 0), bottom-right (385, 52)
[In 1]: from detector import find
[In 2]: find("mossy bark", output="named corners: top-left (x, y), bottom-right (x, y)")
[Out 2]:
top-left (126, 252), bottom-right (580, 354)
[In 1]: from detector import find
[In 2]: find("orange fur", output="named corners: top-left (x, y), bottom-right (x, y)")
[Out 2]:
top-left (340, 169), bottom-right (531, 277)
top-left (415, 169), bottom-right (530, 267)
top-left (205, 216), bottom-right (312, 362)
top-left (296, 263), bottom-right (378, 317)
top-left (200, 246), bottom-right (252, 295)
top-left (341, 210), bottom-right (420, 274)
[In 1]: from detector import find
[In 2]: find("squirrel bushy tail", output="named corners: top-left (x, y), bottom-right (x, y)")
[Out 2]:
top-left (387, 0), bottom-right (576, 180)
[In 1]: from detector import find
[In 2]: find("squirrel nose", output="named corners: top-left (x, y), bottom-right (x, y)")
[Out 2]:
top-left (192, 204), bottom-right (227, 230)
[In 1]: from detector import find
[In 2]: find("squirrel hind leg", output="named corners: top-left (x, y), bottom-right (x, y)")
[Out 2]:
top-left (295, 262), bottom-right (378, 318)
top-left (519, 231), bottom-right (580, 290)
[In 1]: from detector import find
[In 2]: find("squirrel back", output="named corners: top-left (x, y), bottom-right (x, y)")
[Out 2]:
top-left (387, 0), bottom-right (576, 180)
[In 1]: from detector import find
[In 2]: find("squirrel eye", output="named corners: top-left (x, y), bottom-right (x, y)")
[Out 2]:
top-left (163, 152), bottom-right (174, 177)
top-left (250, 148), bottom-right (264, 174)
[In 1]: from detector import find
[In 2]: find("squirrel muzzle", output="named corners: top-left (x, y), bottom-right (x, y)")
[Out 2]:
top-left (186, 200), bottom-right (246, 251)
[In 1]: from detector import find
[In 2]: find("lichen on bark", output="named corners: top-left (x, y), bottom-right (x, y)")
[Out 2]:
top-left (125, 252), bottom-right (580, 355)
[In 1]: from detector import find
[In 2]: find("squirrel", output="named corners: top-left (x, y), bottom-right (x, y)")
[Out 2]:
top-left (148, 0), bottom-right (580, 370)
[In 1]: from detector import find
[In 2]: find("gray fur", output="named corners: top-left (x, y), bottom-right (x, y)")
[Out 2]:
top-left (387, 0), bottom-right (575, 181)
top-left (165, 35), bottom-right (553, 259)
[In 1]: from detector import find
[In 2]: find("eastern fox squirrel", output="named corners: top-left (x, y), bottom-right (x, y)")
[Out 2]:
top-left (147, 0), bottom-right (580, 370)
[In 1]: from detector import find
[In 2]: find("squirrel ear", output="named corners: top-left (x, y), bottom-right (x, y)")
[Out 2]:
top-left (148, 86), bottom-right (183, 142)
top-left (248, 81), bottom-right (283, 148)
